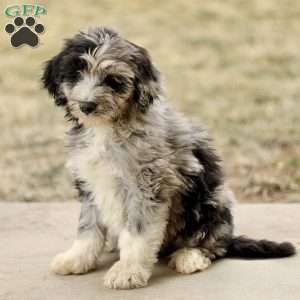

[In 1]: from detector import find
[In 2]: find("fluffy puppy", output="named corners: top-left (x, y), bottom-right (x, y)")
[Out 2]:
top-left (42, 27), bottom-right (295, 289)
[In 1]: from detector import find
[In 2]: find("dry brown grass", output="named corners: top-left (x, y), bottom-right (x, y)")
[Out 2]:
top-left (0, 0), bottom-right (299, 202)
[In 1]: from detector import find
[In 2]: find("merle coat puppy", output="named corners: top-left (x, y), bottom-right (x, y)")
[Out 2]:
top-left (42, 27), bottom-right (295, 289)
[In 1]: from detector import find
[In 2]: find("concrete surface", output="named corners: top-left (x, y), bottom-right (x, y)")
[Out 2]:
top-left (0, 203), bottom-right (299, 300)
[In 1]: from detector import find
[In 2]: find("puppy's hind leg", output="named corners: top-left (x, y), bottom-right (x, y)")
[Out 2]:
top-left (168, 248), bottom-right (211, 274)
top-left (169, 188), bottom-right (234, 275)
top-left (51, 202), bottom-right (104, 275)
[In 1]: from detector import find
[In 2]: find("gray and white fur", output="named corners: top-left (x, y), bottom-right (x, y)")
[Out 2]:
top-left (42, 27), bottom-right (295, 289)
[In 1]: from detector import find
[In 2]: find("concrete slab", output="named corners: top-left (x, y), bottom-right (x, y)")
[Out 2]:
top-left (0, 203), bottom-right (299, 300)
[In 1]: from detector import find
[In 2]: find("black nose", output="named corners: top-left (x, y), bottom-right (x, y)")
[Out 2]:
top-left (79, 102), bottom-right (97, 115)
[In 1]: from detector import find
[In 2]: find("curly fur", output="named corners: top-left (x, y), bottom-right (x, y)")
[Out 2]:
top-left (42, 27), bottom-right (295, 289)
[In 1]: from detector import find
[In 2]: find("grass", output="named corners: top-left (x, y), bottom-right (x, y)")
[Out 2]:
top-left (0, 0), bottom-right (299, 202)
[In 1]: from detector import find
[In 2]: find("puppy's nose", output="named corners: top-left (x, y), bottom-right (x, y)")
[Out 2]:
top-left (79, 102), bottom-right (97, 115)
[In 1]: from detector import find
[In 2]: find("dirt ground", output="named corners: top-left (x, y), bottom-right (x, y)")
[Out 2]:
top-left (0, 0), bottom-right (299, 202)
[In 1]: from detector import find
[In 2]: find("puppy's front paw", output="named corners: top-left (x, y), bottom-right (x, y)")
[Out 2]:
top-left (104, 261), bottom-right (151, 289)
top-left (51, 251), bottom-right (76, 275)
top-left (50, 240), bottom-right (98, 275)
top-left (50, 250), bottom-right (92, 275)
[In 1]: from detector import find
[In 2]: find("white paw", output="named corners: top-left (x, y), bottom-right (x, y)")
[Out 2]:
top-left (104, 261), bottom-right (151, 289)
top-left (51, 250), bottom-right (95, 275)
top-left (51, 251), bottom-right (81, 275)
top-left (168, 248), bottom-right (211, 274)
top-left (50, 240), bottom-right (99, 275)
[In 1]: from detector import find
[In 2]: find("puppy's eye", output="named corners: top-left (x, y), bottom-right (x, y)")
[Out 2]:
top-left (103, 75), bottom-right (127, 93)
top-left (62, 55), bottom-right (87, 84)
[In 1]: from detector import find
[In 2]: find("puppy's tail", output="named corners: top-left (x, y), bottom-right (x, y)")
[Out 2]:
top-left (226, 236), bottom-right (296, 259)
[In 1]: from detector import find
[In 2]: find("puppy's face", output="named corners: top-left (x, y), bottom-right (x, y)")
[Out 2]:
top-left (42, 27), bottom-right (161, 126)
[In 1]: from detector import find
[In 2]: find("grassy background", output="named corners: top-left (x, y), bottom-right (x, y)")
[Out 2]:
top-left (0, 0), bottom-right (299, 202)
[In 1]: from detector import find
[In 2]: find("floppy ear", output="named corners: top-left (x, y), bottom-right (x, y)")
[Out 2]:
top-left (41, 53), bottom-right (67, 106)
top-left (133, 78), bottom-right (160, 113)
top-left (131, 45), bottom-right (162, 113)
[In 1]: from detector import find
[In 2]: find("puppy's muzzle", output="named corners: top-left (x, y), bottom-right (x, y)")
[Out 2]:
top-left (79, 101), bottom-right (97, 115)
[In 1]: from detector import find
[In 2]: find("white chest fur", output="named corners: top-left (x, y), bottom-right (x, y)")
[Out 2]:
top-left (67, 126), bottom-right (126, 237)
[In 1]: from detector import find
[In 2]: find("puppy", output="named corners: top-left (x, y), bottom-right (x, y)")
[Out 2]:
top-left (42, 27), bottom-right (295, 289)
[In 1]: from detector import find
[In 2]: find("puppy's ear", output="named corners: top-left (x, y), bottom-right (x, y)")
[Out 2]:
top-left (131, 44), bottom-right (162, 113)
top-left (42, 53), bottom-right (67, 106)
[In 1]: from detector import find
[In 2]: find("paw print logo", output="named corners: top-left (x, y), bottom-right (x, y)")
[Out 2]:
top-left (5, 16), bottom-right (44, 48)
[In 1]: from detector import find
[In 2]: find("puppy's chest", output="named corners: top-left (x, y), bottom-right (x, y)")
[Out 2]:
top-left (68, 128), bottom-right (130, 233)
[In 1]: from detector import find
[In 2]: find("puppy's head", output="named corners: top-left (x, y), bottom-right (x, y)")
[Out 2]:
top-left (42, 27), bottom-right (162, 125)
